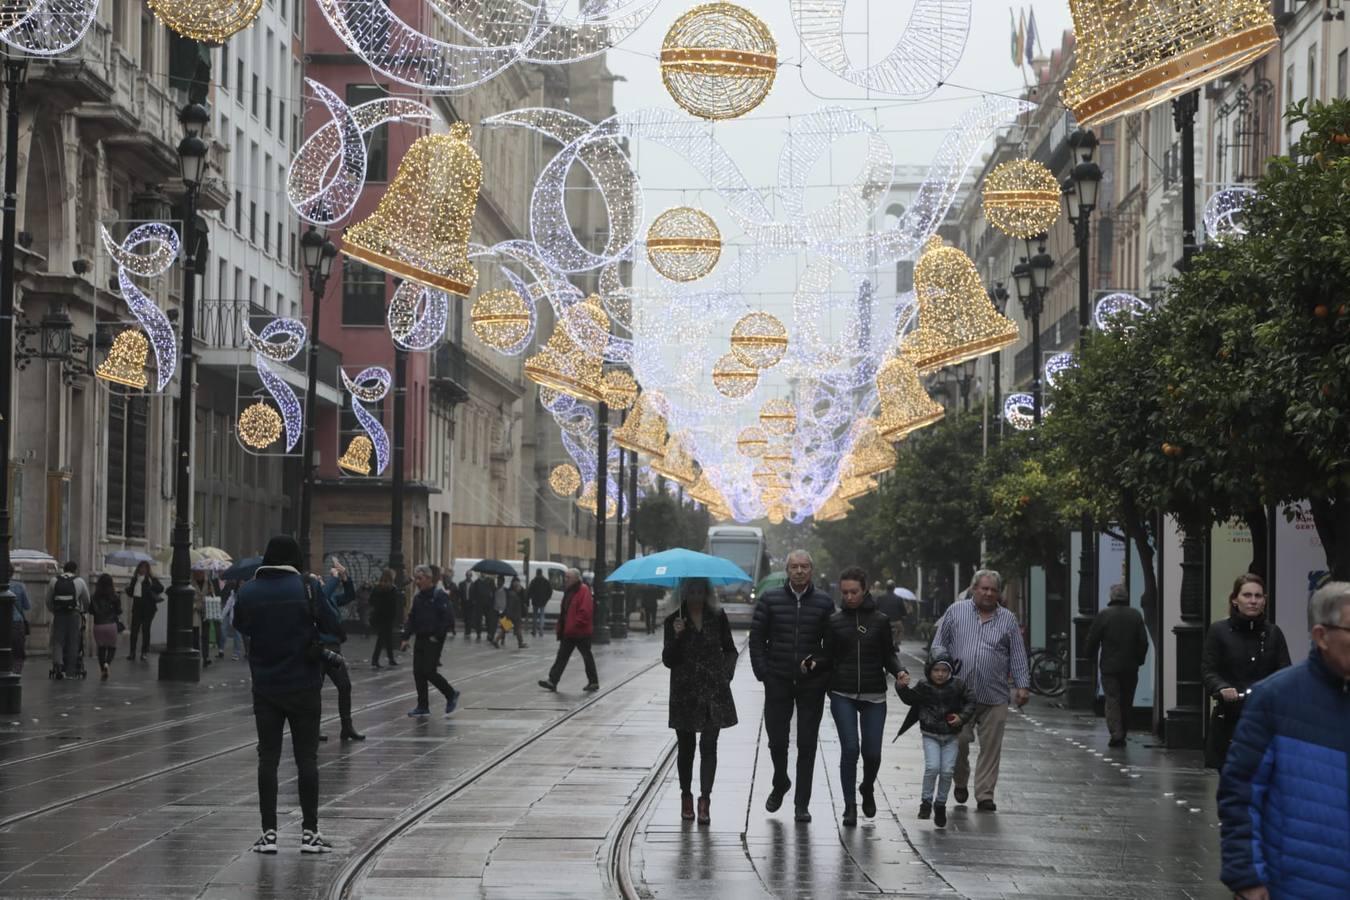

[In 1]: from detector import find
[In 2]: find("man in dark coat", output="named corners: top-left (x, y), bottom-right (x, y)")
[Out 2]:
top-left (469, 572), bottom-right (496, 642)
top-left (1085, 583), bottom-right (1150, 747)
top-left (748, 549), bottom-right (835, 822)
top-left (527, 569), bottom-right (552, 637)
top-left (400, 564), bottom-right (459, 717)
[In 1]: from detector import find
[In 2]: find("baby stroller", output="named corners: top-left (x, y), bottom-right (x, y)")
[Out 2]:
top-left (48, 612), bottom-right (89, 679)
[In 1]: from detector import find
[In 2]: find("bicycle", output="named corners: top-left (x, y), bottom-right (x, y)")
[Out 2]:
top-left (1028, 631), bottom-right (1069, 697)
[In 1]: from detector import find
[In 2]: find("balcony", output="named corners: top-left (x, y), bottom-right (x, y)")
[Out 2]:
top-left (195, 299), bottom-right (343, 406)
top-left (431, 342), bottom-right (470, 405)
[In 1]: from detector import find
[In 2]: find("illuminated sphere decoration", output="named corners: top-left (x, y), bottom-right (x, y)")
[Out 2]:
top-left (765, 503), bottom-right (785, 526)
top-left (549, 463), bottom-right (582, 497)
top-left (238, 401), bottom-right (284, 450)
top-left (471, 288), bottom-right (532, 351)
top-left (602, 370), bottom-right (639, 411)
top-left (736, 425), bottom-right (769, 457)
top-left (712, 351), bottom-right (759, 399)
top-left (646, 206), bottom-right (722, 282)
top-left (338, 435), bottom-right (375, 475)
top-left (759, 397), bottom-right (796, 435)
top-left (95, 328), bottom-right (150, 390)
top-left (731, 311), bottom-right (788, 370)
top-left (901, 236), bottom-right (1018, 374)
top-left (660, 3), bottom-right (778, 121)
top-left (1062, 0), bottom-right (1278, 128)
top-left (982, 159), bottom-right (1062, 239)
top-left (147, 0), bottom-right (262, 42)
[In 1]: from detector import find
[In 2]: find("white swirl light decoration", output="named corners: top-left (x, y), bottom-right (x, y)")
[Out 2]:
top-left (239, 318), bottom-right (306, 454)
top-left (1203, 187), bottom-right (1257, 243)
top-left (1, 0), bottom-right (98, 55)
top-left (777, 107), bottom-right (893, 248)
top-left (342, 366), bottom-right (391, 475)
top-left (244, 317), bottom-right (306, 361)
top-left (1003, 392), bottom-right (1035, 431)
top-left (1093, 292), bottom-right (1152, 332)
top-left (790, 0), bottom-right (970, 98)
top-left (387, 282), bottom-right (448, 351)
top-left (100, 223), bottom-right (179, 392)
top-left (1043, 351), bottom-right (1076, 391)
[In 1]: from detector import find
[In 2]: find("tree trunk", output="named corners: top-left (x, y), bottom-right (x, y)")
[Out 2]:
top-left (1308, 488), bottom-right (1350, 580)
top-left (1125, 511), bottom-right (1161, 647)
top-left (1241, 506), bottom-right (1269, 579)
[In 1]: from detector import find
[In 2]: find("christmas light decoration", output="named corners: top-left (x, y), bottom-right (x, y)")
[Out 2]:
top-left (761, 446), bottom-right (792, 473)
top-left (1, 0), bottom-right (97, 55)
top-left (343, 124), bottom-right (481, 296)
top-left (1003, 393), bottom-right (1036, 431)
top-left (646, 206), bottom-right (721, 282)
top-left (549, 463), bottom-right (582, 497)
top-left (244, 317), bottom-right (306, 362)
top-left (338, 435), bottom-right (374, 476)
top-left (147, 0), bottom-right (260, 44)
top-left (759, 397), bottom-right (796, 436)
top-left (602, 370), bottom-right (639, 411)
top-left (614, 391), bottom-right (669, 458)
top-left (96, 329), bottom-right (149, 389)
top-left (753, 465), bottom-right (786, 488)
top-left (523, 308), bottom-right (606, 405)
top-left (100, 223), bottom-right (179, 393)
top-left (876, 356), bottom-right (944, 441)
top-left (1043, 352), bottom-right (1076, 392)
top-left (736, 425), bottom-right (768, 457)
top-left (252, 358), bottom-right (304, 453)
top-left (901, 236), bottom-right (1018, 374)
top-left (731, 312), bottom-right (788, 370)
top-left (1093, 292), bottom-right (1152, 332)
top-left (341, 366), bottom-right (391, 475)
top-left (238, 401), bottom-right (284, 450)
top-left (388, 283), bottom-right (448, 352)
top-left (660, 3), bottom-right (778, 121)
top-left (982, 159), bottom-right (1062, 239)
top-left (1063, 0), bottom-right (1278, 128)
top-left (471, 287), bottom-right (533, 352)
top-left (240, 318), bottom-right (307, 455)
top-left (1203, 187), bottom-right (1256, 243)
top-left (838, 472), bottom-right (877, 502)
top-left (712, 352), bottom-right (758, 399)
top-left (559, 295), bottom-right (613, 359)
top-left (576, 480), bottom-right (619, 520)
top-left (842, 420), bottom-right (897, 478)
top-left (765, 503), bottom-right (785, 525)
top-left (652, 432), bottom-right (698, 487)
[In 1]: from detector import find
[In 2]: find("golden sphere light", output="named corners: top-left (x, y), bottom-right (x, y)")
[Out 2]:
top-left (238, 402), bottom-right (284, 450)
top-left (712, 351), bottom-right (759, 399)
top-left (660, 3), bottom-right (778, 121)
top-left (730, 311), bottom-right (788, 370)
top-left (901, 236), bottom-right (1019, 374)
top-left (338, 435), bottom-right (375, 476)
top-left (96, 329), bottom-right (149, 390)
top-left (148, 0), bottom-right (262, 42)
top-left (549, 463), bottom-right (582, 497)
top-left (876, 356), bottom-right (945, 441)
top-left (471, 288), bottom-right (532, 351)
top-left (759, 397), bottom-right (796, 436)
top-left (646, 206), bottom-right (722, 282)
top-left (736, 425), bottom-right (768, 457)
top-left (982, 159), bottom-right (1062, 239)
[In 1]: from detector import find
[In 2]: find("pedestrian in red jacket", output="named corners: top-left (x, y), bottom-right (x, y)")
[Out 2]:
top-left (538, 568), bottom-right (599, 692)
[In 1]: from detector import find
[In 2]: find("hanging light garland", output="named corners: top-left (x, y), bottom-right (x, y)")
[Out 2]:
top-left (876, 356), bottom-right (945, 442)
top-left (1093, 292), bottom-right (1152, 332)
top-left (652, 432), bottom-right (698, 487)
top-left (340, 367), bottom-right (392, 476)
top-left (712, 351), bottom-right (758, 399)
top-left (730, 311), bottom-right (789, 370)
top-left (0, 0), bottom-right (98, 55)
top-left (659, 3), bottom-right (778, 121)
top-left (646, 206), bottom-right (722, 282)
top-left (1003, 393), bottom-right (1036, 431)
top-left (388, 283), bottom-right (449, 352)
top-left (241, 318), bottom-right (307, 454)
top-left (96, 329), bottom-right (150, 389)
top-left (982, 159), bottom-right (1062, 239)
top-left (759, 397), bottom-right (796, 435)
top-left (901, 236), bottom-right (1018, 374)
top-left (549, 463), bottom-right (582, 497)
top-left (238, 401), bottom-right (285, 450)
top-left (100, 223), bottom-right (179, 393)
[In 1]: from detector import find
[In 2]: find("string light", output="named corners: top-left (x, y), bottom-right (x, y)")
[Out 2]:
top-left (731, 312), bottom-right (788, 370)
top-left (901, 236), bottom-right (1018, 374)
top-left (876, 356), bottom-right (944, 441)
top-left (244, 317), bottom-right (306, 362)
top-left (736, 425), bottom-right (768, 457)
top-left (1063, 0), bottom-right (1277, 127)
top-left (576, 480), bottom-right (619, 519)
top-left (1203, 187), bottom-right (1256, 243)
top-left (95, 329), bottom-right (149, 390)
top-left (238, 401), bottom-right (284, 450)
top-left (1, 0), bottom-right (97, 55)
top-left (147, 0), bottom-right (261, 47)
top-left (549, 463), bottom-right (582, 497)
top-left (652, 432), bottom-right (698, 487)
top-left (602, 370), bottom-right (639, 410)
top-left (842, 420), bottom-right (897, 478)
top-left (338, 435), bottom-right (375, 475)
top-left (1093, 292), bottom-right (1152, 332)
top-left (660, 3), bottom-right (778, 121)
top-left (614, 391), bottom-right (670, 458)
top-left (343, 123), bottom-right (481, 296)
top-left (712, 352), bottom-right (758, 399)
top-left (1004, 393), bottom-right (1036, 431)
top-left (471, 287), bottom-right (533, 352)
top-left (759, 397), bottom-right (796, 435)
top-left (388, 283), bottom-right (448, 352)
top-left (341, 367), bottom-right (391, 476)
top-left (101, 223), bottom-right (179, 393)
top-left (1043, 352), bottom-right (1077, 392)
top-left (982, 159), bottom-right (1062, 239)
top-left (524, 310), bottom-right (606, 405)
top-left (646, 206), bottom-right (721, 282)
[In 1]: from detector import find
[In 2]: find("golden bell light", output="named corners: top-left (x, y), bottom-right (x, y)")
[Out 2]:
top-left (338, 435), bottom-right (374, 476)
top-left (602, 370), bottom-right (639, 411)
top-left (838, 472), bottom-right (877, 502)
top-left (1062, 0), bottom-right (1277, 128)
top-left (576, 481), bottom-right (619, 519)
top-left (901, 236), bottom-right (1018, 374)
top-left (843, 420), bottom-right (897, 478)
top-left (96, 329), bottom-right (150, 390)
top-left (652, 432), bottom-right (698, 487)
top-left (876, 356), bottom-right (945, 442)
top-left (614, 391), bottom-right (669, 458)
top-left (523, 319), bottom-right (606, 405)
top-left (342, 123), bottom-right (482, 296)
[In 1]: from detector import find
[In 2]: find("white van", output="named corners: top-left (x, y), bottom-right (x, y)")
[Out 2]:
top-left (450, 559), bottom-right (570, 621)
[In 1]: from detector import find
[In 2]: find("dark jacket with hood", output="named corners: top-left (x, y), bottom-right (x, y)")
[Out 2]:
top-left (528, 573), bottom-right (553, 609)
top-left (663, 604), bottom-right (738, 732)
top-left (749, 580), bottom-right (835, 685)
top-left (822, 594), bottom-right (903, 695)
top-left (896, 648), bottom-right (977, 736)
top-left (233, 565), bottom-right (341, 696)
top-left (403, 585), bottom-right (453, 640)
top-left (1085, 593), bottom-right (1150, 676)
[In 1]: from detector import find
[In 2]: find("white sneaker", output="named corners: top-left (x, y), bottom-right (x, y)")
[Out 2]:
top-left (300, 829), bottom-right (333, 853)
top-left (251, 830), bottom-right (278, 854)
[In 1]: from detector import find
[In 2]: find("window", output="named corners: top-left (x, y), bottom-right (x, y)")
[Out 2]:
top-left (263, 286), bottom-right (271, 311)
top-left (278, 100), bottom-right (285, 142)
top-left (140, 11), bottom-right (155, 70)
top-left (1309, 44), bottom-right (1318, 103)
top-left (249, 200), bottom-right (256, 242)
top-left (220, 40), bottom-right (228, 89)
top-left (277, 221), bottom-right (284, 259)
top-left (234, 190), bottom-right (242, 232)
top-left (263, 210), bottom-right (270, 253)
top-left (265, 87), bottom-right (272, 130)
top-left (106, 393), bottom-right (147, 537)
top-left (237, 59), bottom-right (244, 96)
top-left (218, 259), bottom-right (227, 300)
top-left (346, 85), bottom-right (389, 180)
top-left (251, 73), bottom-right (259, 116)
top-left (342, 258), bottom-right (387, 325)
top-left (1339, 49), bottom-right (1347, 100)
top-left (895, 260), bottom-right (914, 293)
top-left (112, 0), bottom-right (127, 44)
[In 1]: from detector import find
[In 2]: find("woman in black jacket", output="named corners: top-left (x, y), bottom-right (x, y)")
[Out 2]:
top-left (1201, 572), bottom-right (1291, 768)
top-left (823, 566), bottom-right (905, 826)
top-left (663, 578), bottom-right (738, 825)
top-left (125, 561), bottom-right (163, 661)
top-left (89, 574), bottom-right (123, 680)
top-left (368, 568), bottom-right (400, 668)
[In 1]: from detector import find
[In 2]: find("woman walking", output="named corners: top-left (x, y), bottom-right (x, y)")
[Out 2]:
top-left (368, 569), bottom-right (400, 668)
top-left (824, 566), bottom-right (905, 826)
top-left (494, 576), bottom-right (528, 649)
top-left (89, 574), bottom-right (123, 680)
top-left (125, 561), bottom-right (163, 660)
top-left (1202, 573), bottom-right (1291, 768)
top-left (663, 578), bottom-right (738, 825)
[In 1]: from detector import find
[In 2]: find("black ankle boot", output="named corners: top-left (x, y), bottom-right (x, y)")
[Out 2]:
top-left (842, 803), bottom-right (857, 827)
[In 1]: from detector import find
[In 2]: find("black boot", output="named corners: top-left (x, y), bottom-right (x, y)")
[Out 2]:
top-left (340, 722), bottom-right (365, 741)
top-left (842, 803), bottom-right (857, 827)
top-left (918, 800), bottom-right (932, 819)
top-left (933, 803), bottom-right (947, 828)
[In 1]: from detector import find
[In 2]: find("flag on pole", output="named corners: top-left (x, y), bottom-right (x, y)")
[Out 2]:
top-left (1025, 7), bottom-right (1039, 66)
top-left (1010, 8), bottom-right (1020, 67)
top-left (1015, 9), bottom-right (1027, 69)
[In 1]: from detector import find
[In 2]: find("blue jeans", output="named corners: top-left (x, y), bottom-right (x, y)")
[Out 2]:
top-left (828, 694), bottom-right (887, 802)
top-left (922, 733), bottom-right (959, 803)
top-left (532, 607), bottom-right (546, 636)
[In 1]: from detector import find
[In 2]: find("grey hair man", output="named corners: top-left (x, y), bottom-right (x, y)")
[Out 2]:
top-left (1086, 584), bottom-right (1149, 747)
top-left (933, 569), bottom-right (1030, 812)
top-left (1219, 581), bottom-right (1350, 900)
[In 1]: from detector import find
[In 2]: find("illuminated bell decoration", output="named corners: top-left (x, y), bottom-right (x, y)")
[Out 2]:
top-left (759, 397), bottom-right (796, 436)
top-left (652, 434), bottom-right (698, 487)
top-left (338, 435), bottom-right (375, 476)
top-left (342, 123), bottom-right (482, 296)
top-left (838, 473), bottom-right (877, 502)
top-left (901, 236), bottom-right (1018, 374)
top-left (982, 159), bottom-right (1062, 239)
top-left (736, 425), bottom-right (769, 457)
top-left (549, 463), bottom-right (582, 498)
top-left (95, 329), bottom-right (149, 389)
top-left (646, 206), bottom-right (721, 282)
top-left (471, 288), bottom-right (531, 351)
top-left (814, 495), bottom-right (852, 523)
top-left (660, 3), bottom-right (778, 121)
top-left (712, 352), bottom-right (758, 399)
top-left (238, 402), bottom-right (284, 450)
top-left (877, 356), bottom-right (945, 442)
top-left (576, 481), bottom-right (619, 519)
top-left (602, 370), bottom-right (639, 411)
top-left (614, 392), bottom-right (669, 458)
top-left (730, 311), bottom-right (788, 370)
top-left (844, 422), bottom-right (898, 478)
top-left (147, 0), bottom-right (261, 42)
top-left (523, 314), bottom-right (605, 404)
top-left (1062, 0), bottom-right (1277, 128)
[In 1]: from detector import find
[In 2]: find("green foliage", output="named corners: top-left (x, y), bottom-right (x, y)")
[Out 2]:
top-left (978, 432), bottom-right (1075, 575)
top-left (631, 493), bottom-right (709, 552)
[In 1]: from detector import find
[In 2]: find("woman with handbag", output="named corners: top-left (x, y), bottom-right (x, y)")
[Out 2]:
top-left (125, 562), bottom-right (163, 660)
top-left (663, 577), bottom-right (739, 825)
top-left (89, 574), bottom-right (123, 680)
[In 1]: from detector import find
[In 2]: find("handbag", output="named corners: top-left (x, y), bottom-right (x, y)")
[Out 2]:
top-left (499, 615), bottom-right (513, 633)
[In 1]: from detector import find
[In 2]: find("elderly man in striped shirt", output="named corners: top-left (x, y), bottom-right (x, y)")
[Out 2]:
top-left (934, 569), bottom-right (1030, 812)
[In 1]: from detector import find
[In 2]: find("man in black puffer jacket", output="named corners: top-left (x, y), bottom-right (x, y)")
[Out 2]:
top-left (749, 549), bottom-right (835, 822)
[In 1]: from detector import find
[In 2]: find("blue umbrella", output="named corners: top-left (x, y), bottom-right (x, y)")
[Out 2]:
top-left (220, 555), bottom-right (264, 582)
top-left (606, 548), bottom-right (751, 587)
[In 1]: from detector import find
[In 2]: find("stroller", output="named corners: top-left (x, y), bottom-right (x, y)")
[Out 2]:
top-left (48, 612), bottom-right (89, 679)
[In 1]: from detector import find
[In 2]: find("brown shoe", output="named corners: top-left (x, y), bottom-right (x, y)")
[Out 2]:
top-left (697, 796), bottom-right (711, 825)
top-left (681, 791), bottom-right (695, 821)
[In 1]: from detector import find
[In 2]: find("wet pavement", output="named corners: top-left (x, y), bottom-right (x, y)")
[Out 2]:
top-left (0, 637), bottom-right (1231, 899)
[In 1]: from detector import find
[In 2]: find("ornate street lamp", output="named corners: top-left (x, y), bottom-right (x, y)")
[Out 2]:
top-left (298, 224), bottom-right (338, 571)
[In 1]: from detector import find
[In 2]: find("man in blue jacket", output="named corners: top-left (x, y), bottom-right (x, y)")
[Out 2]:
top-left (400, 564), bottom-right (460, 717)
top-left (233, 535), bottom-right (342, 855)
top-left (1218, 580), bottom-right (1350, 899)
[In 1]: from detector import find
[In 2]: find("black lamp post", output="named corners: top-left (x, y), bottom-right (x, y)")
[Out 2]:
top-left (611, 410), bottom-right (627, 639)
top-left (160, 101), bottom-right (210, 683)
top-left (987, 282), bottom-right (1009, 439)
top-left (0, 50), bottom-right (28, 713)
top-left (389, 346), bottom-right (407, 585)
top-left (592, 397), bottom-right (611, 644)
top-left (298, 224), bottom-right (337, 572)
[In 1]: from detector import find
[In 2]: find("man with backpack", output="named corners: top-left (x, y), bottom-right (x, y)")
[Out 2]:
top-left (47, 562), bottom-right (90, 678)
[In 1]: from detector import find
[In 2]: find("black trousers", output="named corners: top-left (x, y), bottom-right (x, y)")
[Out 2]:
top-left (548, 636), bottom-right (598, 686)
top-left (1102, 671), bottom-right (1138, 741)
top-left (97, 645), bottom-right (117, 666)
top-left (371, 619), bottom-right (397, 664)
top-left (413, 635), bottom-right (454, 709)
top-left (253, 688), bottom-right (321, 832)
top-left (322, 644), bottom-right (354, 727)
top-left (676, 729), bottom-right (721, 797)
top-left (128, 606), bottom-right (154, 656)
top-left (762, 677), bottom-right (828, 808)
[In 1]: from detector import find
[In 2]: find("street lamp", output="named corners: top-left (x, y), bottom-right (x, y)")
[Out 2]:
top-left (1012, 234), bottom-right (1051, 425)
top-left (160, 102), bottom-right (210, 683)
top-left (592, 388), bottom-right (611, 644)
top-left (1067, 126), bottom-right (1099, 165)
top-left (987, 282), bottom-right (1009, 437)
top-left (298, 224), bottom-right (338, 571)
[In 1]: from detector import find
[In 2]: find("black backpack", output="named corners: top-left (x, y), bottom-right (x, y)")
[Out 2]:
top-left (52, 574), bottom-right (79, 613)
